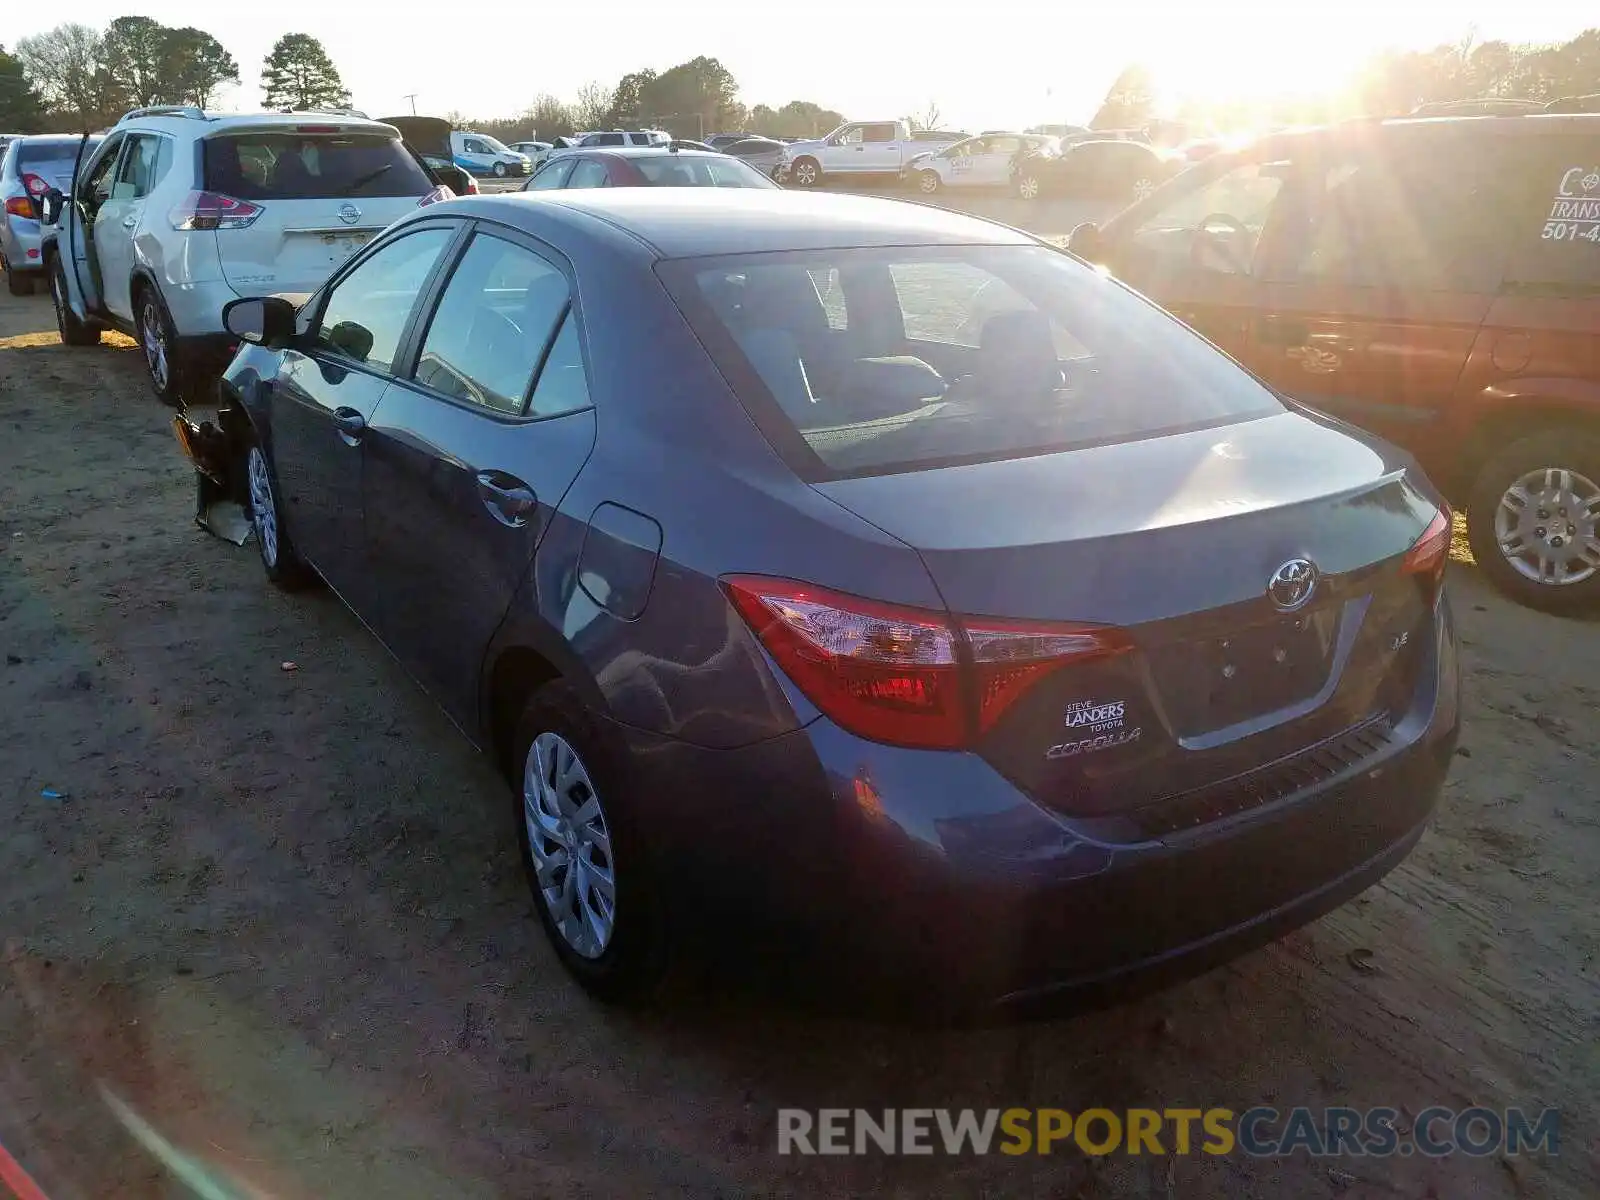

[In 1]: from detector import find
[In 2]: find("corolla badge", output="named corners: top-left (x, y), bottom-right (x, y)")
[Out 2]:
top-left (337, 203), bottom-right (361, 225)
top-left (1268, 558), bottom-right (1319, 612)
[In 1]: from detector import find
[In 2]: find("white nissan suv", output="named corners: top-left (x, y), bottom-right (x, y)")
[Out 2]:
top-left (43, 106), bottom-right (450, 403)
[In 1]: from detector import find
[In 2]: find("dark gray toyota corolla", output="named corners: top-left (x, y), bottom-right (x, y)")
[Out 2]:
top-left (213, 188), bottom-right (1460, 1012)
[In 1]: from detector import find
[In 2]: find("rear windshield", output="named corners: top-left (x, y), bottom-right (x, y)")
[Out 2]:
top-left (662, 245), bottom-right (1282, 478)
top-left (202, 132), bottom-right (433, 200)
top-left (633, 156), bottom-right (777, 189)
top-left (16, 138), bottom-right (99, 174)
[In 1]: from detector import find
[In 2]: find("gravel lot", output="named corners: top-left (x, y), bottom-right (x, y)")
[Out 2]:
top-left (0, 246), bottom-right (1595, 1198)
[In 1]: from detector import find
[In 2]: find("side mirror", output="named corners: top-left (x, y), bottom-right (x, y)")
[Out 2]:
top-left (223, 295), bottom-right (297, 347)
top-left (1067, 221), bottom-right (1106, 261)
top-left (41, 188), bottom-right (64, 226)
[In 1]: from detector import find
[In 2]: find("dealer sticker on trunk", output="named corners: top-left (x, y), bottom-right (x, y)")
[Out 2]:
top-left (1046, 698), bottom-right (1142, 760)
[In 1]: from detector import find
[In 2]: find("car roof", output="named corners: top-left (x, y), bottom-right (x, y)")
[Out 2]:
top-left (116, 111), bottom-right (401, 137)
top-left (454, 187), bottom-right (1034, 259)
top-left (583, 147), bottom-right (730, 159)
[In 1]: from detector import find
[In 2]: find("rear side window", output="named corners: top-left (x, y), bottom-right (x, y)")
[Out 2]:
top-left (203, 131), bottom-right (433, 200)
top-left (113, 134), bottom-right (170, 200)
top-left (589, 133), bottom-right (624, 147)
top-left (567, 159), bottom-right (610, 188)
top-left (414, 234), bottom-right (571, 414)
top-left (527, 158), bottom-right (574, 190)
top-left (662, 245), bottom-right (1282, 479)
top-left (1503, 135), bottom-right (1600, 293)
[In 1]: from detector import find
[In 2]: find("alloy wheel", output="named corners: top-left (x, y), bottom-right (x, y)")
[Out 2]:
top-left (139, 299), bottom-right (169, 391)
top-left (919, 170), bottom-right (940, 194)
top-left (1494, 466), bottom-right (1600, 586)
top-left (247, 446), bottom-right (279, 568)
top-left (794, 161), bottom-right (818, 187)
top-left (1132, 176), bottom-right (1156, 201)
top-left (1019, 174), bottom-right (1040, 200)
top-left (524, 731), bottom-right (616, 959)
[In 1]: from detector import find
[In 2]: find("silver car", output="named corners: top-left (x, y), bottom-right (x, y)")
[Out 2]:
top-left (720, 136), bottom-right (788, 180)
top-left (2, 134), bottom-right (101, 295)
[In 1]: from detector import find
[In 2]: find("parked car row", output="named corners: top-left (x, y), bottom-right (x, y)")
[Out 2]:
top-left (170, 185), bottom-right (1459, 1013)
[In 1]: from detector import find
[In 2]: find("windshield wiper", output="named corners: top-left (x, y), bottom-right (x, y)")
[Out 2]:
top-left (343, 163), bottom-right (393, 193)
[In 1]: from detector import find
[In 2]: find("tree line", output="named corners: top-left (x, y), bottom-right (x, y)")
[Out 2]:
top-left (0, 23), bottom-right (353, 131)
top-left (1090, 27), bottom-right (1600, 133)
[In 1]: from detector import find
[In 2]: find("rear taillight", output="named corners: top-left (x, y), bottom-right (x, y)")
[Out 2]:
top-left (21, 172), bottom-right (49, 197)
top-left (169, 191), bottom-right (263, 231)
top-left (4, 196), bottom-right (34, 219)
top-left (723, 576), bottom-right (1131, 750)
top-left (1401, 507), bottom-right (1451, 597)
top-left (418, 184), bottom-right (455, 207)
top-left (463, 175), bottom-right (480, 194)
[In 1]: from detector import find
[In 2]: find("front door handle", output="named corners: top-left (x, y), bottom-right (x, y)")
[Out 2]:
top-left (332, 406), bottom-right (366, 443)
top-left (121, 214), bottom-right (137, 228)
top-left (476, 470), bottom-right (536, 527)
top-left (1258, 317), bottom-right (1309, 346)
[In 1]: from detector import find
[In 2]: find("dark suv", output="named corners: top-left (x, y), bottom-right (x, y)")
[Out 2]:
top-left (1069, 114), bottom-right (1600, 613)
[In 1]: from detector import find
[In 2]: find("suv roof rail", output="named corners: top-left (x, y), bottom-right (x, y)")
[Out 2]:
top-left (280, 106), bottom-right (371, 119)
top-left (120, 105), bottom-right (206, 123)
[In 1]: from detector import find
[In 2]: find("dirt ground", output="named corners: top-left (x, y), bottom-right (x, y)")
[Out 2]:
top-left (0, 270), bottom-right (1595, 1199)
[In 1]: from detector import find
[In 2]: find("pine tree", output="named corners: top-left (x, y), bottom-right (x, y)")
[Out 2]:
top-left (260, 33), bottom-right (350, 111)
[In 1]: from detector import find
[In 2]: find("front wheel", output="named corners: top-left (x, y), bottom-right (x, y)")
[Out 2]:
top-left (1129, 174), bottom-right (1158, 203)
top-left (493, 161), bottom-right (508, 178)
top-left (50, 258), bottom-right (101, 346)
top-left (917, 169), bottom-right (941, 195)
top-left (790, 156), bottom-right (821, 188)
top-left (514, 683), bottom-right (668, 1003)
top-left (1466, 427), bottom-right (1600, 614)
top-left (1017, 172), bottom-right (1042, 200)
top-left (245, 441), bottom-right (315, 591)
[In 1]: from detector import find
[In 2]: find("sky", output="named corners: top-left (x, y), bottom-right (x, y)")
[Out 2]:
top-left (7, 1), bottom-right (1595, 131)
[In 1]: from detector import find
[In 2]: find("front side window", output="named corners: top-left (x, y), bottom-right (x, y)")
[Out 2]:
top-left (83, 135), bottom-right (125, 207)
top-left (835, 126), bottom-right (864, 146)
top-left (527, 158), bottom-right (574, 190)
top-left (664, 245), bottom-right (1282, 478)
top-left (314, 227), bottom-right (454, 370)
top-left (414, 234), bottom-right (571, 414)
top-left (566, 159), bottom-right (611, 188)
top-left (863, 124), bottom-right (898, 144)
top-left (203, 131), bottom-right (433, 200)
top-left (112, 134), bottom-right (166, 200)
top-left (1123, 158), bottom-right (1290, 276)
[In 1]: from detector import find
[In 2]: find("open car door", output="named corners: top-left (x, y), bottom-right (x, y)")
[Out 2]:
top-left (379, 115), bottom-right (475, 196)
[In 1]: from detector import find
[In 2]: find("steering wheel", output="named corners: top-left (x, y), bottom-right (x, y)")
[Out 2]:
top-left (1192, 211), bottom-right (1252, 273)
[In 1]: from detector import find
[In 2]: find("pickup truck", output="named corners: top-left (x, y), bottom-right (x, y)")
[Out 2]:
top-left (781, 121), bottom-right (966, 187)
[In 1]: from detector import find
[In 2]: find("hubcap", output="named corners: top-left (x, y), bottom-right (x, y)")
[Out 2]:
top-left (140, 301), bottom-right (169, 390)
top-left (920, 172), bottom-right (938, 193)
top-left (1133, 177), bottom-right (1156, 201)
top-left (247, 446), bottom-right (279, 568)
top-left (1494, 465), bottom-right (1600, 586)
top-left (796, 162), bottom-right (816, 185)
top-left (524, 732), bottom-right (615, 959)
top-left (1020, 175), bottom-right (1040, 199)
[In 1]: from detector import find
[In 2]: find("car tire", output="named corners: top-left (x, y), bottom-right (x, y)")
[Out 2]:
top-left (513, 681), bottom-right (668, 1004)
top-left (4, 256), bottom-right (31, 296)
top-left (1466, 427), bottom-right (1600, 614)
top-left (493, 161), bottom-right (508, 178)
top-left (49, 256), bottom-right (101, 347)
top-left (133, 284), bottom-right (187, 407)
top-left (1017, 172), bottom-right (1042, 200)
top-left (1130, 174), bottom-right (1158, 202)
top-left (244, 438), bottom-right (315, 591)
top-left (917, 169), bottom-right (941, 195)
top-left (790, 156), bottom-right (822, 188)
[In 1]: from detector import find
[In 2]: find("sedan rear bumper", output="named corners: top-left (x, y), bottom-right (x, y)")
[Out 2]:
top-left (617, 591), bottom-right (1460, 1012)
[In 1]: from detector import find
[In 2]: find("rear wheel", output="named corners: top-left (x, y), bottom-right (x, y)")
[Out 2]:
top-left (513, 682), bottom-right (667, 1003)
top-left (1017, 172), bottom-right (1042, 200)
top-left (1467, 427), bottom-right (1600, 614)
top-left (49, 257), bottom-right (101, 346)
top-left (1130, 174), bottom-right (1158, 202)
top-left (134, 285), bottom-right (185, 406)
top-left (4, 254), bottom-right (31, 296)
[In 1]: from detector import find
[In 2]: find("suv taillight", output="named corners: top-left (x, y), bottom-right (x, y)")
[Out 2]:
top-left (1401, 507), bottom-right (1451, 600)
top-left (169, 191), bottom-right (263, 231)
top-left (418, 184), bottom-right (454, 207)
top-left (723, 576), bottom-right (1131, 750)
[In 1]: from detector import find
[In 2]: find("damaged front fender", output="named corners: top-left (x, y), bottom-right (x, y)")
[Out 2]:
top-left (173, 399), bottom-right (256, 545)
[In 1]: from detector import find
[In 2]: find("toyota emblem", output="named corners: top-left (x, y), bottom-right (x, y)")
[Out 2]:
top-left (1268, 558), bottom-right (1319, 612)
top-left (337, 202), bottom-right (361, 225)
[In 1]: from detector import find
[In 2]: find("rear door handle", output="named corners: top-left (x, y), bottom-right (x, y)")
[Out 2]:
top-left (1258, 317), bottom-right (1309, 346)
top-left (476, 470), bottom-right (536, 527)
top-left (332, 407), bottom-right (366, 442)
